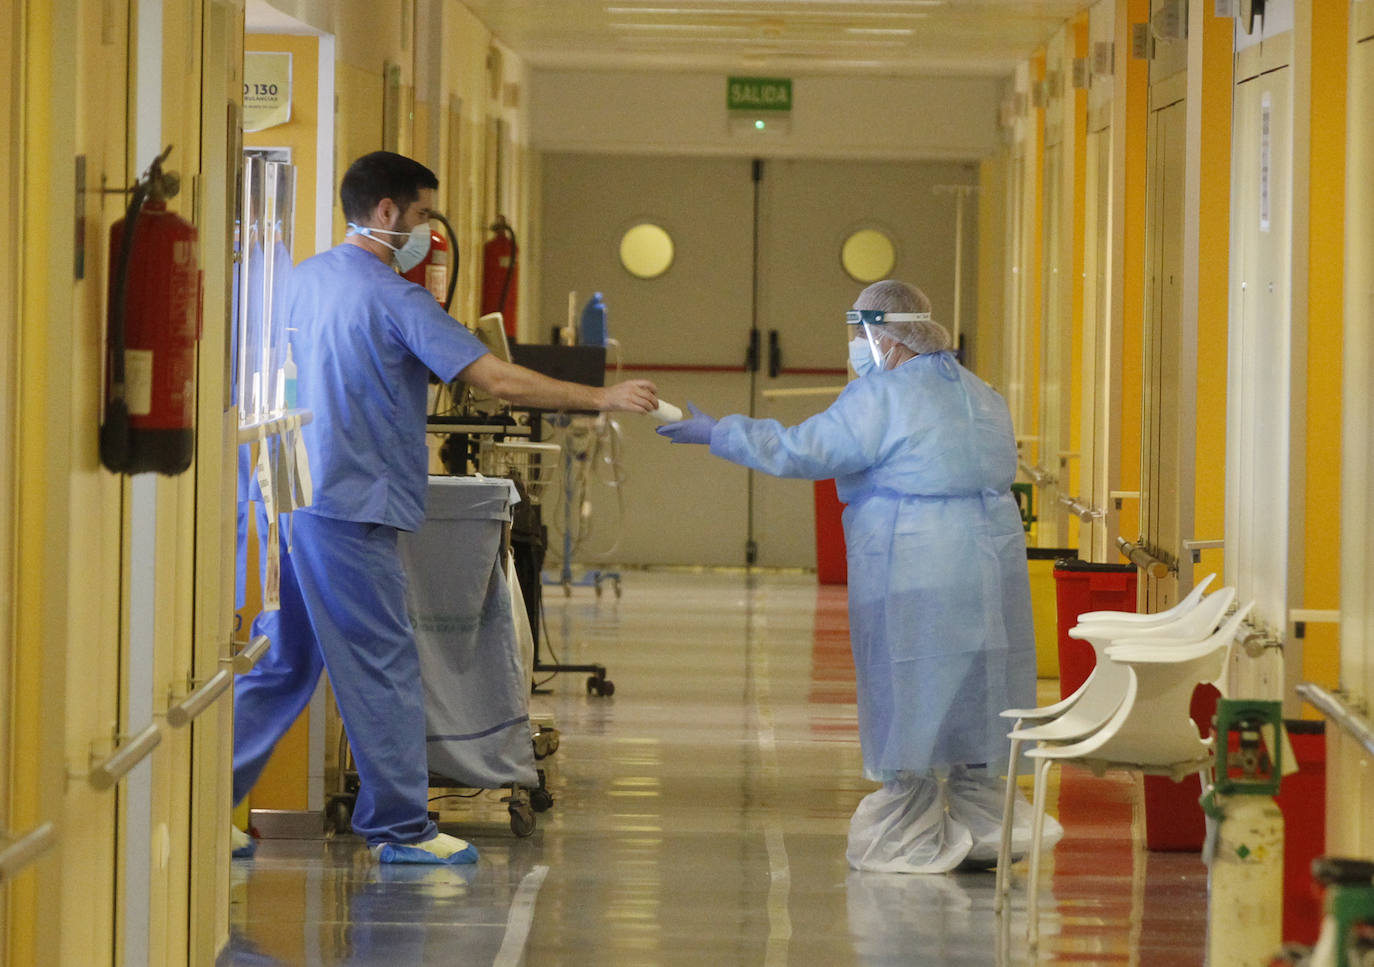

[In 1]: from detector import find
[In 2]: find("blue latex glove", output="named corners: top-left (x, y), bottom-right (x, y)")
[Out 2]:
top-left (655, 402), bottom-right (717, 445)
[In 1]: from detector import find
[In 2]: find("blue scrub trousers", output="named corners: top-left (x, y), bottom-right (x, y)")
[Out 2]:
top-left (233, 511), bottom-right (437, 846)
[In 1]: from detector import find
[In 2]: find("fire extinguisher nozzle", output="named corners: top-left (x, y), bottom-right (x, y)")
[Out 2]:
top-left (100, 400), bottom-right (131, 474)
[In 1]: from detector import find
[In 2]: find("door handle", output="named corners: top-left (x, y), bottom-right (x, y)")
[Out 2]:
top-left (746, 329), bottom-right (760, 372)
top-left (768, 330), bottom-right (781, 378)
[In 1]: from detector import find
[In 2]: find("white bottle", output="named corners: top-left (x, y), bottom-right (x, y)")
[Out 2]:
top-left (284, 343), bottom-right (298, 410)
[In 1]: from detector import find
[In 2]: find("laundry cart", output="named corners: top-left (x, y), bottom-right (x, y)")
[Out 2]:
top-left (327, 475), bottom-right (553, 838)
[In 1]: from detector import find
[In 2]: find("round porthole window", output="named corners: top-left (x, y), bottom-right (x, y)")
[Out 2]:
top-left (840, 228), bottom-right (896, 284)
top-left (619, 223), bottom-right (675, 279)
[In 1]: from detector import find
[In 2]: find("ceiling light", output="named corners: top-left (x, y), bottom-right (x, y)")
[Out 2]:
top-left (844, 26), bottom-right (916, 34)
top-left (607, 1), bottom-right (941, 10)
top-left (609, 21), bottom-right (747, 31)
top-left (607, 6), bottom-right (934, 17)
top-left (613, 34), bottom-right (909, 46)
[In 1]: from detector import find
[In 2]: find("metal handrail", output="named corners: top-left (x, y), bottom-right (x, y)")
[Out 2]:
top-left (89, 722), bottom-right (161, 791)
top-left (1057, 494), bottom-right (1104, 522)
top-left (1116, 536), bottom-right (1172, 578)
top-left (1297, 683), bottom-right (1374, 758)
top-left (230, 634), bottom-right (271, 674)
top-left (1018, 459), bottom-right (1057, 488)
top-left (0, 822), bottom-right (57, 882)
top-left (166, 668), bottom-right (233, 728)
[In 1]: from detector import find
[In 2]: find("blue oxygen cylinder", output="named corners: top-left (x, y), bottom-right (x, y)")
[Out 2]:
top-left (579, 292), bottom-right (607, 346)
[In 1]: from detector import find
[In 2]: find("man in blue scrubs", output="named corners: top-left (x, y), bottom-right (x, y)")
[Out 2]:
top-left (233, 151), bottom-right (657, 864)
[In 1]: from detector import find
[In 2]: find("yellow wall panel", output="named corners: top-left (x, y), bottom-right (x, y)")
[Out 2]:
top-left (976, 154), bottom-right (1008, 386)
top-left (1191, 0), bottom-right (1235, 585)
top-left (1067, 14), bottom-right (1089, 550)
top-left (1301, 0), bottom-right (1348, 694)
top-left (1116, 0), bottom-right (1150, 544)
top-left (1028, 49), bottom-right (1046, 486)
top-left (0, 0), bottom-right (18, 893)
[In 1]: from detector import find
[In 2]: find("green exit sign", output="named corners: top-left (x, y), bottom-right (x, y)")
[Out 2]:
top-left (727, 76), bottom-right (792, 112)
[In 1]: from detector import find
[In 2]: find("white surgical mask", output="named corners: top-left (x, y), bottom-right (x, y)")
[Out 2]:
top-left (347, 221), bottom-right (432, 272)
top-left (849, 337), bottom-right (877, 378)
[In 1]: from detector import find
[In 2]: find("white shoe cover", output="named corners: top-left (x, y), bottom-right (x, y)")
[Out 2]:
top-left (370, 831), bottom-right (479, 865)
top-left (946, 764), bottom-right (1063, 865)
top-left (230, 824), bottom-right (256, 858)
top-left (846, 775), bottom-right (973, 874)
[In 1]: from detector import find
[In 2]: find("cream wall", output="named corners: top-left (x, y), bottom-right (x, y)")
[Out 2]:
top-left (531, 69), bottom-right (1002, 162)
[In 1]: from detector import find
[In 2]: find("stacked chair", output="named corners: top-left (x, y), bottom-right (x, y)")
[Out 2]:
top-left (992, 572), bottom-right (1256, 946)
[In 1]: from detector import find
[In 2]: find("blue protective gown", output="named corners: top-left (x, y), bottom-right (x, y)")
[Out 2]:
top-left (233, 243), bottom-right (488, 845)
top-left (710, 352), bottom-right (1036, 778)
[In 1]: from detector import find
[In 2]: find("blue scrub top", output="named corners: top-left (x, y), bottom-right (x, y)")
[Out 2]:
top-left (289, 244), bottom-right (488, 531)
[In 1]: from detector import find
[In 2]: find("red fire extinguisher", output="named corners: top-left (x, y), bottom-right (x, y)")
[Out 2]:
top-left (480, 214), bottom-right (519, 339)
top-left (100, 146), bottom-right (202, 476)
top-left (400, 210), bottom-right (459, 311)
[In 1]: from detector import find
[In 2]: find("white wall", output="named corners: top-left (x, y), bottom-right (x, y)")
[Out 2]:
top-left (531, 69), bottom-right (1002, 160)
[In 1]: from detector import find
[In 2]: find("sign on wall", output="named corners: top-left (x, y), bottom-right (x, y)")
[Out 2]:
top-left (727, 76), bottom-right (792, 113)
top-left (244, 52), bottom-right (292, 133)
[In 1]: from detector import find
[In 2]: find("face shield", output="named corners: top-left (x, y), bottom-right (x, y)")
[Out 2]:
top-left (845, 309), bottom-right (932, 373)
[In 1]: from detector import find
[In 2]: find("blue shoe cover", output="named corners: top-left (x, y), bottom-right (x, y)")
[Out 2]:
top-left (370, 832), bottom-right (479, 865)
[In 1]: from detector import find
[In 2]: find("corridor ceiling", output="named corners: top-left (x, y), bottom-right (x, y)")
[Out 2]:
top-left (460, 0), bottom-right (1090, 76)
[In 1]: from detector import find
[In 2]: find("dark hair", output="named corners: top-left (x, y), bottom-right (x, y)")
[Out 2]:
top-left (340, 151), bottom-right (439, 223)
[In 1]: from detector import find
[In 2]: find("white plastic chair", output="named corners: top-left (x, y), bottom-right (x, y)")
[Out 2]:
top-left (1075, 571), bottom-right (1215, 626)
top-left (991, 585), bottom-right (1236, 909)
top-left (1016, 601), bottom-right (1255, 946)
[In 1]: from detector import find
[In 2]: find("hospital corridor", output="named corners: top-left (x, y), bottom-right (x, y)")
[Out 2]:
top-left (5, 0), bottom-right (1374, 966)
top-left (221, 572), bottom-right (1207, 966)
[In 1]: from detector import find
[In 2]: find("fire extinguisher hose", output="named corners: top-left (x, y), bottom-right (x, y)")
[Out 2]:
top-left (431, 210), bottom-right (460, 312)
top-left (100, 175), bottom-right (153, 470)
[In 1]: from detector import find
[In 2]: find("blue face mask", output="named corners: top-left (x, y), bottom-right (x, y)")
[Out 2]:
top-left (849, 338), bottom-right (877, 378)
top-left (347, 221), bottom-right (432, 272)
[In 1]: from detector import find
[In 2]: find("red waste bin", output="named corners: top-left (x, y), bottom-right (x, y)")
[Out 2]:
top-left (1277, 720), bottom-right (1326, 945)
top-left (1052, 559), bottom-right (1138, 700)
top-left (1142, 682), bottom-right (1218, 850)
top-left (814, 479), bottom-right (848, 585)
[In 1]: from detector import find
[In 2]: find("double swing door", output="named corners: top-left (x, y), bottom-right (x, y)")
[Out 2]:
top-left (538, 153), bottom-right (977, 568)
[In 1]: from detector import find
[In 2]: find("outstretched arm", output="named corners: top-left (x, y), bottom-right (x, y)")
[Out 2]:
top-left (458, 354), bottom-right (657, 413)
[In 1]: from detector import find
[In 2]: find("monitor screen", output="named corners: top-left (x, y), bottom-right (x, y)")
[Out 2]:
top-left (509, 344), bottom-right (606, 388)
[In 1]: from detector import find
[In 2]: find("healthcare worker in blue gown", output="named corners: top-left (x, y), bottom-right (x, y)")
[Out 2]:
top-left (232, 151), bottom-right (658, 865)
top-left (657, 279), bottom-right (1059, 873)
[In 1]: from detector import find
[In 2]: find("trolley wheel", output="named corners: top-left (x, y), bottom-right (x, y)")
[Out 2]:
top-left (509, 802), bottom-right (536, 838)
top-left (326, 796), bottom-right (354, 834)
top-left (530, 774), bottom-right (552, 813)
top-left (532, 726), bottom-right (561, 760)
top-left (586, 675), bottom-right (615, 697)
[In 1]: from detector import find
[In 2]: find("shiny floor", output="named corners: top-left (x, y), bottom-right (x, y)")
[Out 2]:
top-left (221, 570), bottom-right (1208, 966)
